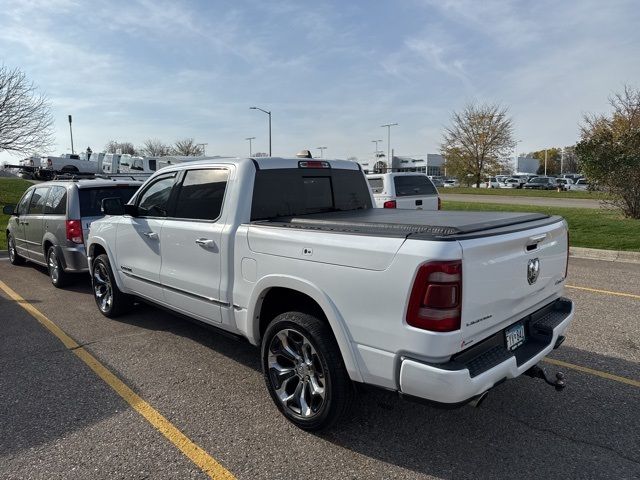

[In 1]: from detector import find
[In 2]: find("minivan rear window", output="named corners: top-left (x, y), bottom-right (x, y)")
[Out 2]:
top-left (393, 176), bottom-right (437, 197)
top-left (79, 186), bottom-right (139, 217)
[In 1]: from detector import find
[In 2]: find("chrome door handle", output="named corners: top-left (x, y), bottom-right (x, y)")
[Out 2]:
top-left (143, 231), bottom-right (159, 240)
top-left (195, 238), bottom-right (215, 248)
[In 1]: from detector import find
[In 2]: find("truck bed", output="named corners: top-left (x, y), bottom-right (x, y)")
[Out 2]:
top-left (252, 209), bottom-right (562, 241)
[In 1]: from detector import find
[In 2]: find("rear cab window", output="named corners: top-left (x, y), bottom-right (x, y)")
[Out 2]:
top-left (393, 176), bottom-right (438, 197)
top-left (80, 186), bottom-right (139, 217)
top-left (251, 168), bottom-right (372, 220)
top-left (367, 178), bottom-right (384, 193)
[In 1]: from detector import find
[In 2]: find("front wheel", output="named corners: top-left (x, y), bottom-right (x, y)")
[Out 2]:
top-left (261, 312), bottom-right (355, 431)
top-left (7, 234), bottom-right (25, 265)
top-left (92, 254), bottom-right (133, 317)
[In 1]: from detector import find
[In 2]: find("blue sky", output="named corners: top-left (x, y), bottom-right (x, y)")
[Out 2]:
top-left (1, 0), bottom-right (639, 162)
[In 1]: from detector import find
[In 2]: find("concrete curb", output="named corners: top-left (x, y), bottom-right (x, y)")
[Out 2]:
top-left (570, 246), bottom-right (640, 264)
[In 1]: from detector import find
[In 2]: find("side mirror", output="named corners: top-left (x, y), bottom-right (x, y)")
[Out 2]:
top-left (123, 203), bottom-right (140, 217)
top-left (101, 197), bottom-right (124, 215)
top-left (3, 204), bottom-right (16, 215)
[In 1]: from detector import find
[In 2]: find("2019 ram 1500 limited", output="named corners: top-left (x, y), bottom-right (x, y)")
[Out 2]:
top-left (87, 157), bottom-right (574, 430)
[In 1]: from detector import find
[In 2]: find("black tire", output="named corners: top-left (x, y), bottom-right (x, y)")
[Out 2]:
top-left (261, 312), bottom-right (355, 431)
top-left (47, 246), bottom-right (71, 288)
top-left (91, 253), bottom-right (133, 317)
top-left (7, 234), bottom-right (25, 265)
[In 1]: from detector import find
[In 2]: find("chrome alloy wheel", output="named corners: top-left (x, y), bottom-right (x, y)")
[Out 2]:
top-left (48, 251), bottom-right (60, 284)
top-left (267, 329), bottom-right (327, 418)
top-left (93, 262), bottom-right (113, 313)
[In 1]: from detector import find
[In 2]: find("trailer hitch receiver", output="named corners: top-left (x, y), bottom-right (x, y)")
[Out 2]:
top-left (524, 364), bottom-right (566, 391)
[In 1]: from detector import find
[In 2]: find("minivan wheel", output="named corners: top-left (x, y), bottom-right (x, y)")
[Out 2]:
top-left (92, 253), bottom-right (132, 317)
top-left (7, 234), bottom-right (25, 265)
top-left (47, 246), bottom-right (70, 287)
top-left (261, 312), bottom-right (355, 431)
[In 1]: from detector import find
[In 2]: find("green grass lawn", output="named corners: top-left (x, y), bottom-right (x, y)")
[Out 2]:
top-left (443, 187), bottom-right (608, 200)
top-left (0, 177), bottom-right (32, 250)
top-left (443, 200), bottom-right (640, 251)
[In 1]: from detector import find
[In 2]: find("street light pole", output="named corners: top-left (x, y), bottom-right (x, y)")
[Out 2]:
top-left (245, 137), bottom-right (256, 157)
top-left (372, 139), bottom-right (382, 158)
top-left (68, 115), bottom-right (74, 154)
top-left (381, 123), bottom-right (398, 169)
top-left (316, 146), bottom-right (327, 158)
top-left (250, 107), bottom-right (272, 156)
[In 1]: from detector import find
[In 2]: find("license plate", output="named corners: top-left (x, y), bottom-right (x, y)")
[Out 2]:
top-left (505, 323), bottom-right (526, 351)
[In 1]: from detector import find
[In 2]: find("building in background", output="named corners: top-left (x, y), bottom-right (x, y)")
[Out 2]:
top-left (360, 153), bottom-right (445, 176)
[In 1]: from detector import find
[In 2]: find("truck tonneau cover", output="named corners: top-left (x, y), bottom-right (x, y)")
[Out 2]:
top-left (254, 209), bottom-right (561, 240)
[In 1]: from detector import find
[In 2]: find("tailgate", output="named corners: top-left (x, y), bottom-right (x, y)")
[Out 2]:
top-left (459, 219), bottom-right (568, 342)
top-left (396, 195), bottom-right (439, 210)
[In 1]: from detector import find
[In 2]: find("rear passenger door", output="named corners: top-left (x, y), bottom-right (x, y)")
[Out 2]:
top-left (159, 167), bottom-right (230, 324)
top-left (24, 186), bottom-right (50, 263)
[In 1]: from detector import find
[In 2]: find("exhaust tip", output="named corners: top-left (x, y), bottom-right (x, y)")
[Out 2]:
top-left (469, 391), bottom-right (489, 408)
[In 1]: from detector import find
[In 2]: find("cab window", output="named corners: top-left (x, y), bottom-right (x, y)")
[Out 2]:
top-left (27, 187), bottom-right (50, 214)
top-left (16, 189), bottom-right (34, 215)
top-left (137, 174), bottom-right (176, 217)
top-left (173, 169), bottom-right (228, 221)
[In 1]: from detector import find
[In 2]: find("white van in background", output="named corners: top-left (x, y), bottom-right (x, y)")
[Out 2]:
top-left (366, 172), bottom-right (440, 210)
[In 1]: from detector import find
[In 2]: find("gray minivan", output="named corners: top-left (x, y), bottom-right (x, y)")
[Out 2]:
top-left (4, 179), bottom-right (141, 287)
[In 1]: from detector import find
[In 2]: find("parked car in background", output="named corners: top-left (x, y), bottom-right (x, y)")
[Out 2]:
top-left (427, 176), bottom-right (445, 188)
top-left (500, 178), bottom-right (521, 189)
top-left (523, 177), bottom-right (556, 190)
top-left (367, 173), bottom-right (440, 210)
top-left (555, 178), bottom-right (574, 191)
top-left (443, 179), bottom-right (460, 188)
top-left (3, 178), bottom-right (142, 287)
top-left (486, 177), bottom-right (501, 188)
top-left (571, 178), bottom-right (589, 191)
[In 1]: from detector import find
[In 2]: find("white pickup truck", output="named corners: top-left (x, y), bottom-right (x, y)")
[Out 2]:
top-left (87, 157), bottom-right (574, 430)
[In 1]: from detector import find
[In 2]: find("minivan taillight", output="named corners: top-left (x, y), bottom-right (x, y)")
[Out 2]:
top-left (406, 260), bottom-right (462, 332)
top-left (383, 200), bottom-right (397, 209)
top-left (66, 220), bottom-right (83, 244)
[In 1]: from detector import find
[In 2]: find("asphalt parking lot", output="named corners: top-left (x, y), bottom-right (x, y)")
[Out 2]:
top-left (0, 255), bottom-right (638, 479)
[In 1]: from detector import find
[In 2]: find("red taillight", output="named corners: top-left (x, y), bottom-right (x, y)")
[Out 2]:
top-left (298, 160), bottom-right (330, 169)
top-left (407, 261), bottom-right (462, 332)
top-left (383, 200), bottom-right (397, 209)
top-left (66, 220), bottom-right (83, 244)
top-left (437, 197), bottom-right (442, 210)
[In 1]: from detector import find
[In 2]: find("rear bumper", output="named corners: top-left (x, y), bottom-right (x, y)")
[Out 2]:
top-left (59, 244), bottom-right (89, 272)
top-left (398, 298), bottom-right (574, 404)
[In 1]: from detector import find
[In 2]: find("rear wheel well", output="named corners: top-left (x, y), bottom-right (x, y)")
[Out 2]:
top-left (258, 288), bottom-right (327, 339)
top-left (43, 240), bottom-right (53, 257)
top-left (89, 243), bottom-right (106, 262)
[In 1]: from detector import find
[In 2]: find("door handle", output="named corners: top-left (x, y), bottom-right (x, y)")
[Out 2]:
top-left (195, 238), bottom-right (216, 248)
top-left (143, 231), bottom-right (159, 240)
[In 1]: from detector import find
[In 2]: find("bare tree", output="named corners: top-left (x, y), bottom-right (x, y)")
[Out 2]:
top-left (441, 103), bottom-right (515, 187)
top-left (0, 65), bottom-right (54, 155)
top-left (105, 140), bottom-right (137, 155)
top-left (139, 138), bottom-right (171, 156)
top-left (171, 138), bottom-right (204, 156)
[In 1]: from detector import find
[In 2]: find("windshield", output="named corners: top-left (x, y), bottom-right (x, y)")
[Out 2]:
top-left (79, 186), bottom-right (139, 217)
top-left (393, 176), bottom-right (437, 196)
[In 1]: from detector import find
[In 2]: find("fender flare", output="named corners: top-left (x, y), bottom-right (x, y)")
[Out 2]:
top-left (87, 238), bottom-right (127, 292)
top-left (246, 275), bottom-right (363, 383)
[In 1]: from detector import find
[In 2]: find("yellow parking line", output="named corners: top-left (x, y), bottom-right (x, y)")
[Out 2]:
top-left (543, 358), bottom-right (640, 388)
top-left (566, 284), bottom-right (640, 300)
top-left (0, 281), bottom-right (235, 480)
